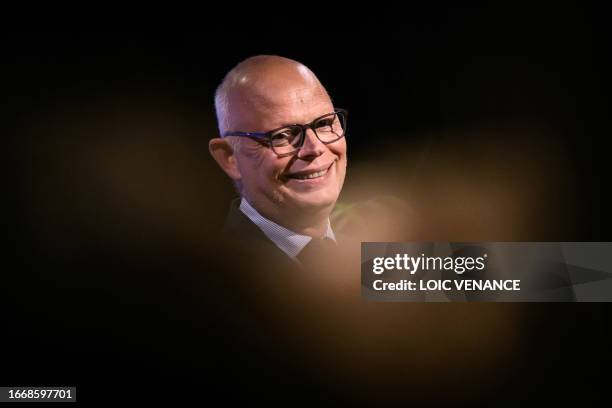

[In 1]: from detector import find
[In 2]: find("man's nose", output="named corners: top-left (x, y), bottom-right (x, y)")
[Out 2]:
top-left (297, 128), bottom-right (325, 159)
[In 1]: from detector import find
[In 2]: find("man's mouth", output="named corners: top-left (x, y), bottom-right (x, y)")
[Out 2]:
top-left (285, 162), bottom-right (334, 181)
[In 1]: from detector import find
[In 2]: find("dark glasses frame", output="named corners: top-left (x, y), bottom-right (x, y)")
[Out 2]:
top-left (222, 108), bottom-right (348, 157)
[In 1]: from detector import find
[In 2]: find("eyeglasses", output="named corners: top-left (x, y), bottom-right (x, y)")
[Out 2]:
top-left (222, 109), bottom-right (348, 157)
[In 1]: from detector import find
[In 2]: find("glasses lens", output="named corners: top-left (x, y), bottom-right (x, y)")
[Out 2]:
top-left (270, 126), bottom-right (302, 155)
top-left (314, 112), bottom-right (346, 143)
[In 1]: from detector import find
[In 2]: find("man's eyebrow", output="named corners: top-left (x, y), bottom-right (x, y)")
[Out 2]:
top-left (276, 112), bottom-right (332, 128)
top-left (277, 121), bottom-right (302, 128)
top-left (266, 116), bottom-right (301, 129)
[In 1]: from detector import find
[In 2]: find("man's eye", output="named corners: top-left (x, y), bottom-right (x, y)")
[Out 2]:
top-left (272, 129), bottom-right (300, 142)
top-left (272, 131), bottom-right (290, 140)
top-left (271, 131), bottom-right (293, 146)
top-left (316, 119), bottom-right (334, 128)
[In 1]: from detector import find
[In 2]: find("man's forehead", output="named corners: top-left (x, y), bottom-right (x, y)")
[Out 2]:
top-left (229, 81), bottom-right (332, 127)
top-left (222, 56), bottom-right (333, 128)
top-left (244, 83), bottom-right (328, 108)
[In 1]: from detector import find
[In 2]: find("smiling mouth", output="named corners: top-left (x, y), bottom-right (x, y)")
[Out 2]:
top-left (285, 162), bottom-right (334, 181)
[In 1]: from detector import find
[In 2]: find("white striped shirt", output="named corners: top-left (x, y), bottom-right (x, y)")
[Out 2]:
top-left (239, 198), bottom-right (336, 259)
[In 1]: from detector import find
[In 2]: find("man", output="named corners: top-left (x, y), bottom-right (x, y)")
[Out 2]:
top-left (209, 55), bottom-right (348, 269)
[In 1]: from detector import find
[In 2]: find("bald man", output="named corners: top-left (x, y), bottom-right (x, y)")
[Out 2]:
top-left (209, 55), bottom-right (348, 269)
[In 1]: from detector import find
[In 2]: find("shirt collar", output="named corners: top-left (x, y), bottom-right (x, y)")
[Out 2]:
top-left (239, 197), bottom-right (336, 259)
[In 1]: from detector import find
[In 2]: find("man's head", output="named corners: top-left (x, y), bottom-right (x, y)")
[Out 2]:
top-left (209, 55), bottom-right (347, 235)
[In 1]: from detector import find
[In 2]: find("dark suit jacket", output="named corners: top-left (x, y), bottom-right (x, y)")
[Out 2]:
top-left (222, 197), bottom-right (360, 276)
top-left (223, 198), bottom-right (301, 272)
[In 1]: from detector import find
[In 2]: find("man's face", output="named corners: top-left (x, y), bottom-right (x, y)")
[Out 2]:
top-left (230, 81), bottom-right (347, 218)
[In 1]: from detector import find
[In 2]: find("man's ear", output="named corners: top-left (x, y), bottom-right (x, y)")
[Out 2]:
top-left (209, 138), bottom-right (241, 180)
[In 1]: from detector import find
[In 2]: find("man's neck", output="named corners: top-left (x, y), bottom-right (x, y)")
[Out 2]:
top-left (245, 198), bottom-right (332, 238)
top-left (284, 216), bottom-right (329, 238)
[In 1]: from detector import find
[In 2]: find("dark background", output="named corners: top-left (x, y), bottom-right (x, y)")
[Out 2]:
top-left (3, 6), bottom-right (611, 405)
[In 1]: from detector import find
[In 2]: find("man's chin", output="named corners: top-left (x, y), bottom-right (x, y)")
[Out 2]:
top-left (285, 192), bottom-right (338, 213)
